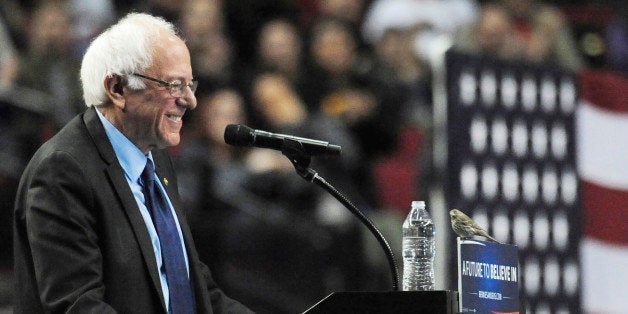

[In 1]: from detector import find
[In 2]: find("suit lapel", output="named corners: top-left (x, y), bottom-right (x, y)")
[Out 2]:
top-left (83, 107), bottom-right (167, 311)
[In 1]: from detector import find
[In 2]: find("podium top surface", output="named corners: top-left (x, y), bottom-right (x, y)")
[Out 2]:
top-left (303, 290), bottom-right (459, 314)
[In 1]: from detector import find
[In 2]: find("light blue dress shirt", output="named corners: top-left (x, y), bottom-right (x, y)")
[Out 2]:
top-left (95, 108), bottom-right (190, 310)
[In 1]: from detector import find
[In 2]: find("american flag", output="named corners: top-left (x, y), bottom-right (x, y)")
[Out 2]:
top-left (577, 69), bottom-right (628, 314)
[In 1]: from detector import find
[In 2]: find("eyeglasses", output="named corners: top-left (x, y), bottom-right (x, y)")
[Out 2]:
top-left (131, 73), bottom-right (198, 97)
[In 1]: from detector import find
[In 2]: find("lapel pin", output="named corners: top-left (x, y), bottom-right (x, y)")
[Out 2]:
top-left (163, 178), bottom-right (169, 186)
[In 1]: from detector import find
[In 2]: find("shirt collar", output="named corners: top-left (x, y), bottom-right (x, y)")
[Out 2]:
top-left (95, 107), bottom-right (152, 184)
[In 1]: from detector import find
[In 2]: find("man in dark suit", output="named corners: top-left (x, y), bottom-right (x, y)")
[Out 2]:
top-left (13, 13), bottom-right (253, 313)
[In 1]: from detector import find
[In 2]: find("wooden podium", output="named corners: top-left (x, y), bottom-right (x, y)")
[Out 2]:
top-left (303, 290), bottom-right (459, 314)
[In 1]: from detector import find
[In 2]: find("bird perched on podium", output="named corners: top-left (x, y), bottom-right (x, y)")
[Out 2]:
top-left (449, 209), bottom-right (500, 243)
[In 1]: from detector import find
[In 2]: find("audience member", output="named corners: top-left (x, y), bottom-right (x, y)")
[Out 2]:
top-left (453, 3), bottom-right (526, 61)
top-left (307, 18), bottom-right (402, 157)
top-left (362, 0), bottom-right (479, 60)
top-left (180, 0), bottom-right (239, 95)
top-left (318, 0), bottom-right (366, 27)
top-left (0, 13), bottom-right (46, 267)
top-left (192, 33), bottom-right (238, 94)
top-left (67, 0), bottom-right (116, 54)
top-left (305, 18), bottom-right (408, 207)
top-left (502, 0), bottom-right (585, 71)
top-left (15, 1), bottom-right (83, 126)
top-left (222, 0), bottom-right (299, 65)
top-left (176, 89), bottom-right (250, 215)
top-left (302, 18), bottom-right (369, 112)
top-left (175, 89), bottom-right (252, 270)
top-left (180, 0), bottom-right (227, 59)
top-left (250, 72), bottom-right (309, 129)
top-left (255, 19), bottom-right (304, 84)
top-left (372, 27), bottom-right (431, 124)
top-left (316, 0), bottom-right (370, 49)
top-left (181, 0), bottom-right (225, 41)
top-left (369, 26), bottom-right (433, 213)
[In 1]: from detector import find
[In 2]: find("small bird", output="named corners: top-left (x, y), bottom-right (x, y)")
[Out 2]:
top-left (449, 209), bottom-right (500, 243)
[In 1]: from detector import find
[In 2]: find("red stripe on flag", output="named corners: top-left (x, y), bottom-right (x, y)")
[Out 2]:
top-left (582, 180), bottom-right (628, 245)
top-left (579, 70), bottom-right (628, 113)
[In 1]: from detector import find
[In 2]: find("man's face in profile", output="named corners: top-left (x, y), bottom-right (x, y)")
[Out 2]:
top-left (121, 34), bottom-right (197, 153)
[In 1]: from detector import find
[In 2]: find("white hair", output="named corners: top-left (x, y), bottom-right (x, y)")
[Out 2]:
top-left (80, 13), bottom-right (178, 107)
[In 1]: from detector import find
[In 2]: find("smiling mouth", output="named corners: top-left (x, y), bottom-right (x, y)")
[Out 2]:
top-left (166, 114), bottom-right (182, 122)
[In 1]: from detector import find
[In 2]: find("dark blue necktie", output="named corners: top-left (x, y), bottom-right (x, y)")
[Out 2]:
top-left (141, 159), bottom-right (195, 314)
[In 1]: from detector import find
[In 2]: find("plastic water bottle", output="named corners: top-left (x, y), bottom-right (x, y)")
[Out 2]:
top-left (402, 201), bottom-right (435, 291)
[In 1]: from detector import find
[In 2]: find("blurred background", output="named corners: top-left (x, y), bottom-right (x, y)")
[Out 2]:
top-left (0, 0), bottom-right (625, 313)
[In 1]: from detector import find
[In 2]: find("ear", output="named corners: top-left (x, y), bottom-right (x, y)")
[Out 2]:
top-left (104, 74), bottom-right (126, 109)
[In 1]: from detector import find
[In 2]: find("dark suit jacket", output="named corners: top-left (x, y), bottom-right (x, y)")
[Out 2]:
top-left (13, 107), bottom-right (253, 313)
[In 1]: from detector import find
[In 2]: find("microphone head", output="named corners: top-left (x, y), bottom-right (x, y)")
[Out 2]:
top-left (224, 124), bottom-right (254, 146)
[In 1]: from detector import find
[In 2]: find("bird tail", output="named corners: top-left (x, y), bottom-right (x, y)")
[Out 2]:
top-left (487, 234), bottom-right (501, 244)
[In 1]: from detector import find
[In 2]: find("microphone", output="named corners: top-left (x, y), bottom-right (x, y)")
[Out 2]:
top-left (224, 124), bottom-right (341, 156)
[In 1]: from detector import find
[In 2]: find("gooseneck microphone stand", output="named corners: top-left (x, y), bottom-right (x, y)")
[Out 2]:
top-left (281, 139), bottom-right (400, 291)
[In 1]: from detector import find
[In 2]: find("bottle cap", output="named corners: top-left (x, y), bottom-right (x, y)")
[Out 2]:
top-left (412, 201), bottom-right (425, 209)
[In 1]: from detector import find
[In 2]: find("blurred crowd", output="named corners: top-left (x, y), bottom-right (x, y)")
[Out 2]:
top-left (0, 0), bottom-right (625, 312)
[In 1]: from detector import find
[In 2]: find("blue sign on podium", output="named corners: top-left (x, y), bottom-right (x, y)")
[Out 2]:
top-left (457, 239), bottom-right (520, 313)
